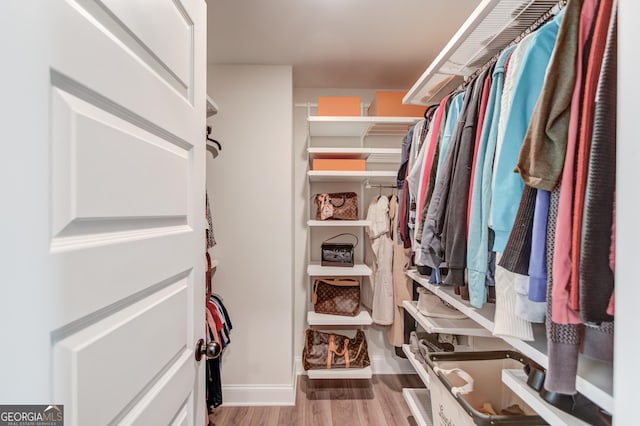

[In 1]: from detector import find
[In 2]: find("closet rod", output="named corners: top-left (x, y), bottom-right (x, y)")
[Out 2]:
top-left (365, 183), bottom-right (397, 189)
top-left (459, 0), bottom-right (567, 90)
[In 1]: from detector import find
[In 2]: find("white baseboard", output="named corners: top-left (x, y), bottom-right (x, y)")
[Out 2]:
top-left (221, 383), bottom-right (296, 406)
top-left (294, 355), bottom-right (415, 375)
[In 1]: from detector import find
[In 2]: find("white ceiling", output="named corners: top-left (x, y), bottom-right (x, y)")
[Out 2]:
top-left (206, 0), bottom-right (481, 89)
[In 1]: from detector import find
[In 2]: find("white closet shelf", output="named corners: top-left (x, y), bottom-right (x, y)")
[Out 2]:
top-left (402, 388), bottom-right (434, 426)
top-left (307, 366), bottom-right (372, 380)
top-left (402, 344), bottom-right (430, 388)
top-left (307, 263), bottom-right (372, 277)
top-left (308, 170), bottom-right (397, 183)
top-left (308, 116), bottom-right (420, 137)
top-left (407, 269), bottom-right (614, 413)
top-left (502, 370), bottom-right (591, 426)
top-left (307, 309), bottom-right (373, 326)
top-left (404, 0), bottom-right (562, 105)
top-left (206, 95), bottom-right (219, 117)
top-left (308, 147), bottom-right (402, 159)
top-left (307, 220), bottom-right (371, 227)
top-left (403, 300), bottom-right (493, 337)
top-left (307, 147), bottom-right (401, 163)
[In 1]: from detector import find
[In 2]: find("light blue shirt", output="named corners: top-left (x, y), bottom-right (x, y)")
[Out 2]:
top-left (436, 92), bottom-right (464, 178)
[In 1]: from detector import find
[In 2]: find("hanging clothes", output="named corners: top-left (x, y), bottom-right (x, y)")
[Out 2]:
top-left (366, 196), bottom-right (394, 325)
top-left (579, 4), bottom-right (616, 323)
top-left (387, 194), bottom-right (412, 347)
top-left (206, 191), bottom-right (216, 249)
top-left (516, 0), bottom-right (585, 191)
top-left (490, 10), bottom-right (564, 253)
top-left (467, 45), bottom-right (517, 308)
top-left (443, 68), bottom-right (489, 291)
top-left (551, 0), bottom-right (603, 325)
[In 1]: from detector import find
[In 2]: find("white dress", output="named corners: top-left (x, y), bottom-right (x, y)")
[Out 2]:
top-left (366, 196), bottom-right (394, 325)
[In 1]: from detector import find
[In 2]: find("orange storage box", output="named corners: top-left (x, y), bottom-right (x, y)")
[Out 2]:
top-left (317, 96), bottom-right (361, 116)
top-left (368, 91), bottom-right (426, 117)
top-left (312, 159), bottom-right (366, 171)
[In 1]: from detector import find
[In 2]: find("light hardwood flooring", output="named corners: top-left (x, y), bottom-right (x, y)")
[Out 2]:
top-left (209, 374), bottom-right (426, 426)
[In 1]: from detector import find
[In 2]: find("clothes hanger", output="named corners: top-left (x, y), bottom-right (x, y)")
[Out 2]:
top-left (207, 126), bottom-right (222, 151)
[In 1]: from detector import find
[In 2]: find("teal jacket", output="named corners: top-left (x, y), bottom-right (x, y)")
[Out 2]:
top-left (490, 10), bottom-right (564, 252)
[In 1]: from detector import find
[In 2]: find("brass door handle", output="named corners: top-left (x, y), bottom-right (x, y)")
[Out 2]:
top-left (194, 338), bottom-right (221, 361)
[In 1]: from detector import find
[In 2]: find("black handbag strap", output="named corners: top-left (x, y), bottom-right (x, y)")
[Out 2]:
top-left (322, 233), bottom-right (358, 248)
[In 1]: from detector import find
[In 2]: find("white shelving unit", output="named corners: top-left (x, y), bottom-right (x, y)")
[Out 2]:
top-left (206, 95), bottom-right (219, 117)
top-left (402, 344), bottom-right (430, 387)
top-left (502, 370), bottom-right (591, 426)
top-left (402, 389), bottom-right (434, 426)
top-left (305, 114), bottom-right (412, 379)
top-left (307, 366), bottom-right (372, 380)
top-left (307, 263), bottom-right (372, 277)
top-left (307, 220), bottom-right (371, 227)
top-left (407, 269), bottom-right (614, 414)
top-left (403, 301), bottom-right (493, 337)
top-left (307, 310), bottom-right (373, 326)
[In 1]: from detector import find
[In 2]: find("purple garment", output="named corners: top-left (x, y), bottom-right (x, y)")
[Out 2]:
top-left (529, 190), bottom-right (550, 302)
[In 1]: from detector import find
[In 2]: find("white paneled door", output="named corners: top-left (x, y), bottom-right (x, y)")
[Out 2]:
top-left (0, 1), bottom-right (207, 425)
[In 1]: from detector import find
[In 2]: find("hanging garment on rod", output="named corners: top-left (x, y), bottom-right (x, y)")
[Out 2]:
top-left (365, 195), bottom-right (395, 325)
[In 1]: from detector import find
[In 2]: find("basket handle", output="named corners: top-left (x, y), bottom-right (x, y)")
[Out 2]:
top-left (322, 233), bottom-right (359, 248)
top-left (434, 367), bottom-right (474, 396)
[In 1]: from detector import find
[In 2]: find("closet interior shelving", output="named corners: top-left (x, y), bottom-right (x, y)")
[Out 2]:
top-left (305, 113), bottom-right (420, 380)
top-left (399, 0), bottom-right (613, 425)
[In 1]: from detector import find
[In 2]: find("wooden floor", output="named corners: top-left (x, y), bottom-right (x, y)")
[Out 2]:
top-left (209, 374), bottom-right (425, 426)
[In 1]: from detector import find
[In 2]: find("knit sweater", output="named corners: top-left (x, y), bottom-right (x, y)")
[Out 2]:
top-left (571, 0), bottom-right (615, 312)
top-left (551, 0), bottom-right (601, 325)
top-left (579, 2), bottom-right (616, 324)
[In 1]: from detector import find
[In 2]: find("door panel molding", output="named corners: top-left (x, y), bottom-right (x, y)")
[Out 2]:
top-left (69, 0), bottom-right (194, 101)
top-left (53, 279), bottom-right (190, 425)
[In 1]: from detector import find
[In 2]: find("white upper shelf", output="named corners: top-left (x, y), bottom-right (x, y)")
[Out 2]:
top-left (404, 0), bottom-right (562, 105)
top-left (307, 263), bottom-right (372, 277)
top-left (206, 95), bottom-right (219, 117)
top-left (307, 147), bottom-right (402, 161)
top-left (307, 170), bottom-right (397, 183)
top-left (308, 116), bottom-right (420, 137)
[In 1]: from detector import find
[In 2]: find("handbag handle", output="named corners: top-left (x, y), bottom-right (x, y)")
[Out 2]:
top-left (322, 233), bottom-right (359, 248)
top-left (327, 334), bottom-right (350, 369)
top-left (329, 194), bottom-right (346, 208)
top-left (433, 367), bottom-right (474, 396)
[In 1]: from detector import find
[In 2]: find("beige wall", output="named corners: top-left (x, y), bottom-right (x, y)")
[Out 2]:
top-left (206, 65), bottom-right (295, 404)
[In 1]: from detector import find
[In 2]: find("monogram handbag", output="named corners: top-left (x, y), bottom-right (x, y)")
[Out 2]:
top-left (321, 233), bottom-right (358, 267)
top-left (302, 329), bottom-right (370, 370)
top-left (312, 278), bottom-right (360, 316)
top-left (314, 192), bottom-right (358, 220)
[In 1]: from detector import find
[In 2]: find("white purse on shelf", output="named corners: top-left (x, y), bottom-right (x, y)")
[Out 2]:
top-left (417, 287), bottom-right (467, 319)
